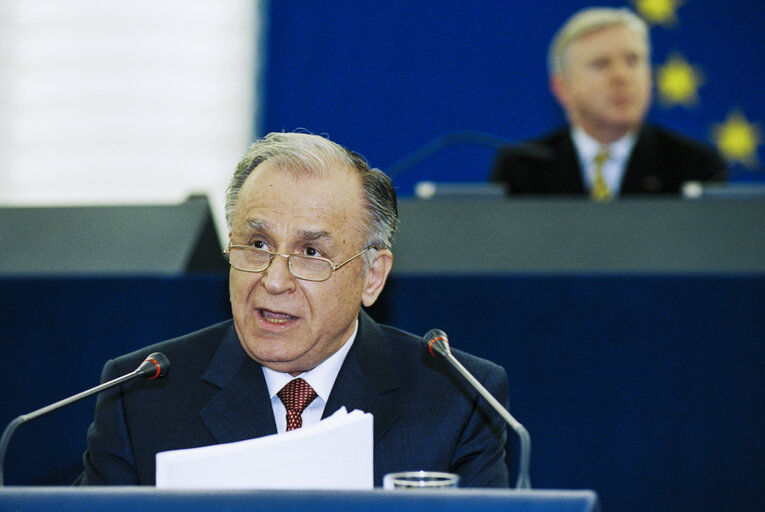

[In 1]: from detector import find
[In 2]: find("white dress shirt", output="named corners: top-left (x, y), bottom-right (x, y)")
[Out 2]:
top-left (572, 127), bottom-right (637, 196)
top-left (262, 320), bottom-right (358, 433)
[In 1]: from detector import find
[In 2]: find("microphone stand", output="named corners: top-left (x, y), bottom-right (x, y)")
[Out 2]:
top-left (442, 350), bottom-right (532, 489)
top-left (0, 352), bottom-right (168, 485)
top-left (424, 330), bottom-right (531, 489)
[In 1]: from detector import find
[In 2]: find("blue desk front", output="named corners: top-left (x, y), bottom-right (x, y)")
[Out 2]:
top-left (0, 488), bottom-right (599, 512)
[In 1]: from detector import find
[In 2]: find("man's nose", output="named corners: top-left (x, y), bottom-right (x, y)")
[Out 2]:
top-left (610, 60), bottom-right (633, 83)
top-left (261, 254), bottom-right (297, 293)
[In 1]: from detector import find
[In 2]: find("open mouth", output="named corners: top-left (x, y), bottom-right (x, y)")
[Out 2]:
top-left (258, 308), bottom-right (298, 324)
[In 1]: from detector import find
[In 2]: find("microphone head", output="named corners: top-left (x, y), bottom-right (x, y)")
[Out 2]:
top-left (135, 352), bottom-right (170, 380)
top-left (422, 329), bottom-right (451, 358)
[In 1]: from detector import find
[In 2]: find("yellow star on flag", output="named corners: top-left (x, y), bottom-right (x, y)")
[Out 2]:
top-left (655, 54), bottom-right (703, 107)
top-left (712, 110), bottom-right (761, 168)
top-left (633, 0), bottom-right (684, 26)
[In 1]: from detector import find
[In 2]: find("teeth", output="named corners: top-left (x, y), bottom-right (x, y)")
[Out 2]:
top-left (260, 309), bottom-right (294, 324)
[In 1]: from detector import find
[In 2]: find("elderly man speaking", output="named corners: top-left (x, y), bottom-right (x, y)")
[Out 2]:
top-left (76, 132), bottom-right (510, 488)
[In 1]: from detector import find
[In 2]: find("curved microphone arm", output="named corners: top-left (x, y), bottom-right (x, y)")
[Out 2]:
top-left (441, 350), bottom-right (532, 489)
top-left (385, 130), bottom-right (514, 182)
top-left (424, 330), bottom-right (531, 489)
top-left (0, 352), bottom-right (168, 486)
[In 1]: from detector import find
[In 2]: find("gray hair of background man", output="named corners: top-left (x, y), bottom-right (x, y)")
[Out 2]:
top-left (225, 132), bottom-right (399, 269)
top-left (548, 7), bottom-right (650, 77)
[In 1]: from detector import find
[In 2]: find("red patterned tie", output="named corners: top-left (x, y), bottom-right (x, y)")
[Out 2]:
top-left (277, 378), bottom-right (318, 431)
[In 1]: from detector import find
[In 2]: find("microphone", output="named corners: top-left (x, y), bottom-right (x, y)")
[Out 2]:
top-left (0, 352), bottom-right (169, 486)
top-left (422, 329), bottom-right (531, 489)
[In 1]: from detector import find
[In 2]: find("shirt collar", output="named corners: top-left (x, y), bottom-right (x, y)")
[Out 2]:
top-left (572, 127), bottom-right (637, 164)
top-left (262, 318), bottom-right (358, 403)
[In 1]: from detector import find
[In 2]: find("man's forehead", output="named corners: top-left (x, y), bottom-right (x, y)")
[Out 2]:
top-left (241, 159), bottom-right (363, 196)
top-left (575, 24), bottom-right (646, 50)
top-left (243, 218), bottom-right (333, 240)
top-left (231, 161), bottom-right (365, 240)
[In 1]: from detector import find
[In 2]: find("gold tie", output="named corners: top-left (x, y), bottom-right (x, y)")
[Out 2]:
top-left (591, 148), bottom-right (611, 202)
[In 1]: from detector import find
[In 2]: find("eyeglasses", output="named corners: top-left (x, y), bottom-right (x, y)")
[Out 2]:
top-left (224, 242), bottom-right (376, 282)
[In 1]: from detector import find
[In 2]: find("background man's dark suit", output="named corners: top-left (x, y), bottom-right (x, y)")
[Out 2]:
top-left (76, 310), bottom-right (509, 487)
top-left (491, 126), bottom-right (727, 195)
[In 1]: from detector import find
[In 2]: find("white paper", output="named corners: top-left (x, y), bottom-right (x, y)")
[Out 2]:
top-left (155, 407), bottom-right (373, 489)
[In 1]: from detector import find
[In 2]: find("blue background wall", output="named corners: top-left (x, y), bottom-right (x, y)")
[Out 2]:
top-left (262, 0), bottom-right (765, 195)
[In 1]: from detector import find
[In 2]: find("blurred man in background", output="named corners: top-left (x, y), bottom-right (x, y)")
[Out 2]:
top-left (491, 7), bottom-right (727, 199)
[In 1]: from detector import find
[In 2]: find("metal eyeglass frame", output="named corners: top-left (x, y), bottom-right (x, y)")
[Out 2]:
top-left (224, 242), bottom-right (376, 282)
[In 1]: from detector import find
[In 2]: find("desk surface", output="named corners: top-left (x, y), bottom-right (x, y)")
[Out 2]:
top-left (0, 488), bottom-right (600, 512)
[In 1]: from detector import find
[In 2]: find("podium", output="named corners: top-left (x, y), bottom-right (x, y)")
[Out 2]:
top-left (0, 488), bottom-right (600, 512)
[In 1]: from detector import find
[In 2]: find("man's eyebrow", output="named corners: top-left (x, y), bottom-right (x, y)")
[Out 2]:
top-left (246, 219), bottom-right (270, 231)
top-left (244, 220), bottom-right (332, 242)
top-left (298, 229), bottom-right (333, 242)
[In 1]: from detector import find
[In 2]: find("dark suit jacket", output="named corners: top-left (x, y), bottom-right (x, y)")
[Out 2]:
top-left (490, 125), bottom-right (727, 196)
top-left (76, 310), bottom-right (509, 487)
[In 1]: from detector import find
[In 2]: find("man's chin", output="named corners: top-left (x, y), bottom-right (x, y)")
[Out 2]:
top-left (259, 358), bottom-right (312, 376)
top-left (602, 116), bottom-right (642, 136)
top-left (609, 107), bottom-right (645, 127)
top-left (240, 342), bottom-right (311, 374)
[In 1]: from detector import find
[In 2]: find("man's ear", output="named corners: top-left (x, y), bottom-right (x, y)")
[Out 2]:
top-left (361, 249), bottom-right (393, 308)
top-left (550, 72), bottom-right (570, 110)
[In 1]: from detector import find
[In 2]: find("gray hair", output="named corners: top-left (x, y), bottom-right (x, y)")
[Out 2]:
top-left (548, 7), bottom-right (649, 76)
top-left (225, 132), bottom-right (398, 267)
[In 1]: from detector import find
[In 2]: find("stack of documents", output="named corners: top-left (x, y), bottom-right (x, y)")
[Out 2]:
top-left (156, 407), bottom-right (373, 489)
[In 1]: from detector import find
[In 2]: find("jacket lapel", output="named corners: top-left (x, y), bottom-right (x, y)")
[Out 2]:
top-left (198, 325), bottom-right (277, 444)
top-left (323, 310), bottom-right (401, 443)
top-left (557, 131), bottom-right (587, 193)
top-left (623, 128), bottom-right (663, 193)
top-left (196, 311), bottom-right (400, 445)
